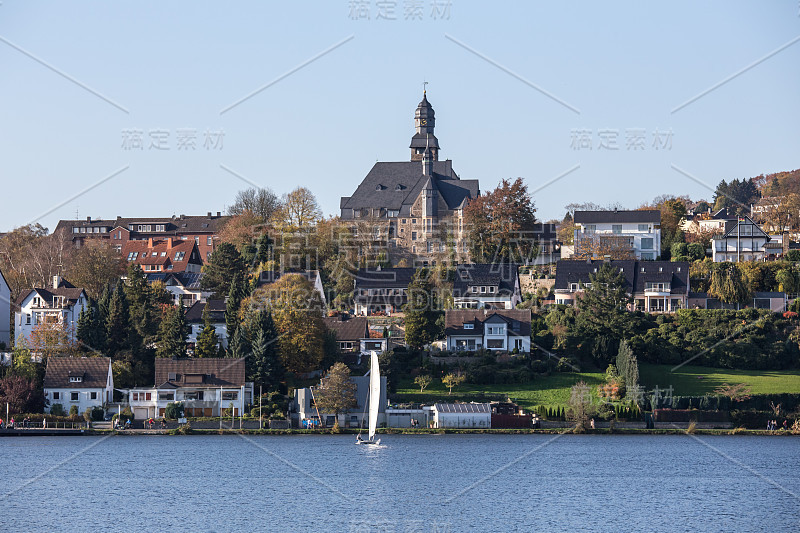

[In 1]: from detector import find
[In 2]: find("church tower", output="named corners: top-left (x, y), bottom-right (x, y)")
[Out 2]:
top-left (410, 91), bottom-right (440, 161)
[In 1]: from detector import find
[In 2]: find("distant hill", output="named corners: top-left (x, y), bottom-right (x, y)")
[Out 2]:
top-left (755, 168), bottom-right (800, 197)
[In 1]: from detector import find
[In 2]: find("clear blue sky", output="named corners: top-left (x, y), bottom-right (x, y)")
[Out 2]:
top-left (1, 1), bottom-right (798, 232)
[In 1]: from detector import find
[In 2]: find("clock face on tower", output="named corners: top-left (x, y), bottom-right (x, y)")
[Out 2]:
top-left (420, 118), bottom-right (427, 126)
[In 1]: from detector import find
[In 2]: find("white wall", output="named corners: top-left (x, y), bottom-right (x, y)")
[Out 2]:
top-left (46, 387), bottom-right (106, 414)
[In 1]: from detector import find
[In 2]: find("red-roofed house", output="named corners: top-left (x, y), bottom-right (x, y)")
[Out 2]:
top-left (122, 238), bottom-right (202, 274)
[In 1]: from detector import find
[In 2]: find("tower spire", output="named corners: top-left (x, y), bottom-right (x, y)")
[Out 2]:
top-left (410, 91), bottom-right (439, 161)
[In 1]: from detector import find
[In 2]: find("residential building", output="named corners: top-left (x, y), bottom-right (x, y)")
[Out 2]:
top-left (353, 267), bottom-right (417, 316)
top-left (573, 210), bottom-right (661, 260)
top-left (15, 276), bottom-right (88, 346)
top-left (554, 259), bottom-right (690, 313)
top-left (323, 315), bottom-right (369, 353)
top-left (291, 373), bottom-right (387, 429)
top-left (452, 263), bottom-right (522, 309)
top-left (54, 213), bottom-right (230, 262)
top-left (339, 93), bottom-right (480, 266)
top-left (0, 268), bottom-right (10, 347)
top-left (43, 357), bottom-right (113, 414)
top-left (122, 238), bottom-right (202, 274)
top-left (711, 216), bottom-right (771, 262)
top-left (444, 309), bottom-right (532, 353)
top-left (146, 272), bottom-right (211, 306)
top-left (432, 403), bottom-right (491, 429)
top-left (185, 300), bottom-right (228, 349)
top-left (681, 207), bottom-right (735, 235)
top-left (688, 291), bottom-right (787, 312)
top-left (126, 358), bottom-right (253, 419)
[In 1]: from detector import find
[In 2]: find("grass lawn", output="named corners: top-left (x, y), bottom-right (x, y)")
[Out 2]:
top-left (639, 364), bottom-right (800, 396)
top-left (393, 371), bottom-right (605, 410)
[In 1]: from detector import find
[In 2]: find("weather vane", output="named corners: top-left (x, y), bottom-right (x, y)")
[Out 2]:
top-left (423, 81), bottom-right (428, 94)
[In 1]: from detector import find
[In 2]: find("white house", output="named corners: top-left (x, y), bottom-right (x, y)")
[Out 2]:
top-left (445, 309), bottom-right (531, 353)
top-left (43, 357), bottom-right (114, 414)
top-left (15, 276), bottom-right (88, 346)
top-left (0, 267), bottom-right (10, 348)
top-left (185, 300), bottom-right (228, 349)
top-left (712, 216), bottom-right (770, 262)
top-left (146, 272), bottom-right (212, 307)
top-left (452, 263), bottom-right (522, 310)
top-left (574, 210), bottom-right (661, 260)
top-left (126, 358), bottom-right (252, 419)
top-left (432, 403), bottom-right (491, 429)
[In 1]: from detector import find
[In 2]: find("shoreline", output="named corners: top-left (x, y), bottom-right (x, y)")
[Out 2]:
top-left (2, 427), bottom-right (797, 437)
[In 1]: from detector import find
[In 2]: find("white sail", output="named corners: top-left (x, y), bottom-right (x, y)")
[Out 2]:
top-left (368, 350), bottom-right (380, 441)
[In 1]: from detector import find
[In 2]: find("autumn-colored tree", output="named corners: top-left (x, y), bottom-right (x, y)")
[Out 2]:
top-left (0, 375), bottom-right (44, 414)
top-left (313, 362), bottom-right (357, 428)
top-left (463, 178), bottom-right (538, 263)
top-left (66, 240), bottom-right (124, 299)
top-left (217, 211), bottom-right (264, 249)
top-left (227, 187), bottom-right (283, 223)
top-left (272, 187), bottom-right (322, 228)
top-left (709, 263), bottom-right (750, 306)
top-left (442, 372), bottom-right (465, 395)
top-left (29, 320), bottom-right (77, 359)
top-left (0, 224), bottom-right (73, 300)
top-left (414, 374), bottom-right (432, 392)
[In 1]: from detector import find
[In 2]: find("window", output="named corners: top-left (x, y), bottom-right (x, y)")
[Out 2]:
top-left (69, 376), bottom-right (83, 383)
top-left (90, 392), bottom-right (97, 400)
top-left (53, 392), bottom-right (60, 400)
top-left (70, 392), bottom-right (79, 402)
top-left (487, 339), bottom-right (504, 349)
top-left (612, 225), bottom-right (622, 234)
top-left (174, 251), bottom-right (186, 261)
top-left (641, 238), bottom-right (654, 250)
top-left (222, 392), bottom-right (238, 401)
top-left (158, 392), bottom-right (175, 401)
top-left (411, 232), bottom-right (417, 241)
top-left (127, 252), bottom-right (138, 261)
top-left (388, 210), bottom-right (399, 218)
top-left (206, 236), bottom-right (213, 245)
top-left (412, 219), bottom-right (417, 224)
top-left (487, 326), bottom-right (504, 335)
top-left (195, 237), bottom-right (200, 244)
top-left (584, 225), bottom-right (596, 233)
top-left (638, 224), bottom-right (649, 232)
top-left (401, 219), bottom-right (406, 224)
top-left (489, 286), bottom-right (496, 293)
top-left (480, 286), bottom-right (486, 293)
top-left (463, 323), bottom-right (474, 329)
top-left (156, 224), bottom-right (165, 232)
top-left (72, 227), bottom-right (80, 234)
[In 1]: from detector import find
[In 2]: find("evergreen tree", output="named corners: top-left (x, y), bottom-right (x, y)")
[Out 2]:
top-left (225, 272), bottom-right (247, 340)
top-left (76, 305), bottom-right (91, 351)
top-left (200, 242), bottom-right (247, 298)
top-left (97, 284), bottom-right (112, 324)
top-left (156, 300), bottom-right (188, 358)
top-left (403, 268), bottom-right (443, 350)
top-left (194, 303), bottom-right (219, 358)
top-left (105, 283), bottom-right (130, 356)
top-left (255, 233), bottom-right (273, 266)
top-left (227, 326), bottom-right (250, 359)
top-left (251, 310), bottom-right (282, 390)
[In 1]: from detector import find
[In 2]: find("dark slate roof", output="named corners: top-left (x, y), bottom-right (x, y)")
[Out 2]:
top-left (754, 292), bottom-right (786, 299)
top-left (323, 316), bottom-right (369, 341)
top-left (574, 210), bottom-right (661, 224)
top-left (354, 268), bottom-right (417, 289)
top-left (154, 358), bottom-right (245, 388)
top-left (148, 272), bottom-right (205, 289)
top-left (185, 300), bottom-right (226, 323)
top-left (445, 309), bottom-right (531, 337)
top-left (453, 263), bottom-right (519, 296)
top-left (554, 260), bottom-right (636, 292)
top-left (55, 214), bottom-right (230, 236)
top-left (435, 403), bottom-right (491, 414)
top-left (554, 260), bottom-right (689, 295)
top-left (44, 357), bottom-right (110, 389)
top-left (340, 161), bottom-right (479, 213)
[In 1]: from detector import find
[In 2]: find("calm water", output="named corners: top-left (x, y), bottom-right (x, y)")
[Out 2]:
top-left (1, 434), bottom-right (798, 532)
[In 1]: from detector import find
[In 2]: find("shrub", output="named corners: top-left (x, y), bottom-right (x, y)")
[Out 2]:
top-left (165, 402), bottom-right (184, 420)
top-left (50, 403), bottom-right (66, 416)
top-left (69, 405), bottom-right (79, 416)
top-left (90, 407), bottom-right (104, 421)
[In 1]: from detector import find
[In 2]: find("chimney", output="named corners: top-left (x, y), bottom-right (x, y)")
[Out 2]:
top-left (86, 216), bottom-right (91, 222)
top-left (217, 211), bottom-right (221, 217)
top-left (168, 237), bottom-right (175, 248)
top-left (207, 212), bottom-right (212, 217)
top-left (180, 214), bottom-right (185, 220)
top-left (117, 215), bottom-right (121, 219)
top-left (52, 275), bottom-right (62, 289)
top-left (147, 237), bottom-right (154, 248)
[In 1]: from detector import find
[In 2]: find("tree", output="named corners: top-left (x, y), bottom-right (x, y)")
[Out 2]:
top-left (616, 341), bottom-right (640, 404)
top-left (227, 187), bottom-right (283, 222)
top-left (225, 272), bottom-right (248, 342)
top-left (414, 374), bottom-right (432, 392)
top-left (714, 383), bottom-right (752, 402)
top-left (441, 372), bottom-right (465, 395)
top-left (273, 187), bottom-right (322, 228)
top-left (775, 269), bottom-right (798, 295)
top-left (201, 243), bottom-right (247, 299)
top-left (0, 375), bottom-right (44, 414)
top-left (557, 212), bottom-right (575, 245)
top-left (403, 269), bottom-right (443, 350)
top-left (105, 282), bottom-right (130, 355)
top-left (463, 178), bottom-right (538, 263)
top-left (313, 362), bottom-right (357, 428)
top-left (250, 310), bottom-right (283, 391)
top-left (686, 243), bottom-right (706, 262)
top-left (226, 325), bottom-right (250, 359)
top-left (165, 402), bottom-right (185, 419)
top-left (566, 381), bottom-right (593, 431)
top-left (194, 304), bottom-right (219, 358)
top-left (66, 240), bottom-right (124, 299)
top-left (0, 224), bottom-right (72, 300)
top-left (156, 303), bottom-right (188, 358)
top-left (248, 274), bottom-right (326, 373)
top-left (29, 321), bottom-right (77, 359)
top-left (575, 263), bottom-right (635, 364)
top-left (76, 303), bottom-right (106, 353)
top-left (713, 178), bottom-right (760, 216)
top-left (709, 263), bottom-right (750, 306)
top-left (11, 340), bottom-right (37, 381)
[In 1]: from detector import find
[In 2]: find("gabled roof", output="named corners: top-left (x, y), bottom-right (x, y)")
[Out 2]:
top-left (354, 267), bottom-right (417, 289)
top-left (154, 358), bottom-right (245, 388)
top-left (554, 260), bottom-right (689, 295)
top-left (574, 210), bottom-right (661, 224)
top-left (122, 239), bottom-right (201, 272)
top-left (19, 278), bottom-right (86, 309)
top-left (323, 316), bottom-right (370, 341)
top-left (453, 264), bottom-right (519, 296)
top-left (340, 161), bottom-right (479, 213)
top-left (720, 216), bottom-right (770, 240)
top-left (44, 357), bottom-right (111, 389)
top-left (435, 403), bottom-right (491, 414)
top-left (554, 260), bottom-right (637, 292)
top-left (147, 272), bottom-right (205, 290)
top-left (185, 300), bottom-right (226, 323)
top-left (445, 309), bottom-right (531, 337)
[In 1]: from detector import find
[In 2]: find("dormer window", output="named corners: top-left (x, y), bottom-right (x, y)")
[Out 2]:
top-left (395, 184), bottom-right (405, 191)
top-left (69, 376), bottom-right (82, 383)
top-left (463, 323), bottom-right (474, 330)
top-left (174, 251), bottom-right (186, 261)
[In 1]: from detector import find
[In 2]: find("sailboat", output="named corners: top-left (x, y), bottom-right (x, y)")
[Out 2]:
top-left (356, 351), bottom-right (381, 446)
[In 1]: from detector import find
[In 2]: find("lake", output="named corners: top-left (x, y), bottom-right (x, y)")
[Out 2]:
top-left (1, 434), bottom-right (798, 532)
